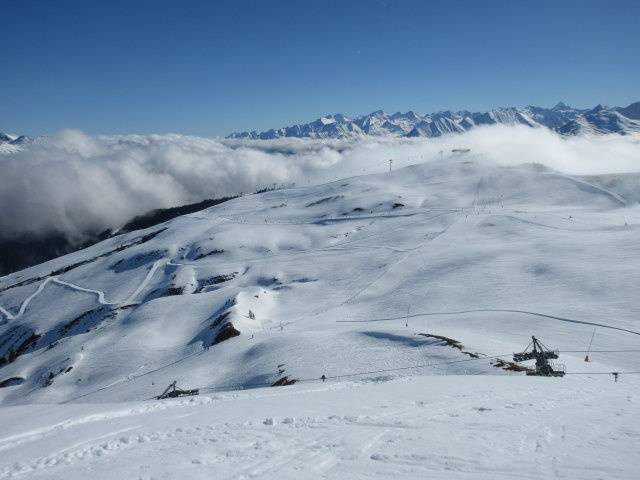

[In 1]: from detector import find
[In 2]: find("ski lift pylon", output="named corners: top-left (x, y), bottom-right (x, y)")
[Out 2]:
top-left (513, 336), bottom-right (566, 377)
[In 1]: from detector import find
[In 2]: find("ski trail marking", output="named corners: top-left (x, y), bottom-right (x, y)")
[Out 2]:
top-left (1, 259), bottom-right (168, 321)
top-left (0, 304), bottom-right (14, 320)
top-left (17, 277), bottom-right (55, 317)
top-left (125, 259), bottom-right (165, 304)
top-left (1, 277), bottom-right (58, 320)
top-left (53, 278), bottom-right (118, 305)
top-left (4, 277), bottom-right (120, 321)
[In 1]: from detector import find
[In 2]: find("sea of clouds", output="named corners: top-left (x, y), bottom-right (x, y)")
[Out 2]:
top-left (1, 125), bottom-right (639, 242)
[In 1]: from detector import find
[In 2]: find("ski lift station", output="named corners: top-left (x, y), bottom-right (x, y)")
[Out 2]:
top-left (513, 336), bottom-right (566, 377)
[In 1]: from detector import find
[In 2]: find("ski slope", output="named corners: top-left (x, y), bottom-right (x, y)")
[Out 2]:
top-left (1, 375), bottom-right (638, 479)
top-left (0, 153), bottom-right (639, 477)
top-left (1, 155), bottom-right (639, 404)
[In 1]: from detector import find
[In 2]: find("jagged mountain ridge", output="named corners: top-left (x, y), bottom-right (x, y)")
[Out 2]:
top-left (558, 103), bottom-right (640, 136)
top-left (228, 102), bottom-right (640, 139)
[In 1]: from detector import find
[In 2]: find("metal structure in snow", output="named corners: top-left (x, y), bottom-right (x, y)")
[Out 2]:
top-left (156, 381), bottom-right (199, 400)
top-left (513, 336), bottom-right (566, 377)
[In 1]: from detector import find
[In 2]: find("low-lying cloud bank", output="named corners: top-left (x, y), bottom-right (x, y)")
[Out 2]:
top-left (1, 126), bottom-right (639, 242)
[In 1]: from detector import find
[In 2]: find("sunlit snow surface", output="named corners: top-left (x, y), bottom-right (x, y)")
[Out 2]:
top-left (1, 376), bottom-right (638, 479)
top-left (0, 154), bottom-right (639, 478)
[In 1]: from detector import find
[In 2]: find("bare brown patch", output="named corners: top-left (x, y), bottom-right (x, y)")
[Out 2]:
top-left (491, 358), bottom-right (532, 372)
top-left (213, 322), bottom-right (240, 345)
top-left (271, 376), bottom-right (297, 387)
top-left (418, 333), bottom-right (463, 350)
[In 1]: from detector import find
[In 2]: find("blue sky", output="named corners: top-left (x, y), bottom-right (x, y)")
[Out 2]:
top-left (1, 0), bottom-right (639, 137)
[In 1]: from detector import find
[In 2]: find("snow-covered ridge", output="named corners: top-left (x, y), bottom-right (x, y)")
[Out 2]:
top-left (558, 104), bottom-right (640, 136)
top-left (0, 133), bottom-right (33, 154)
top-left (228, 101), bottom-right (640, 139)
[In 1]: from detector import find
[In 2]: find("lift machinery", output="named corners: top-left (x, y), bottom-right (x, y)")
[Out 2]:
top-left (513, 336), bottom-right (566, 377)
top-left (156, 381), bottom-right (199, 399)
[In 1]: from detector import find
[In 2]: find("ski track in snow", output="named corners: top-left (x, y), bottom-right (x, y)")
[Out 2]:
top-left (52, 278), bottom-right (119, 306)
top-left (216, 210), bottom-right (436, 226)
top-left (558, 174), bottom-right (628, 207)
top-left (0, 306), bottom-right (13, 322)
top-left (0, 277), bottom-right (56, 321)
top-left (167, 243), bottom-right (409, 268)
top-left (0, 259), bottom-right (168, 321)
top-left (0, 377), bottom-right (638, 479)
top-left (123, 259), bottom-right (166, 304)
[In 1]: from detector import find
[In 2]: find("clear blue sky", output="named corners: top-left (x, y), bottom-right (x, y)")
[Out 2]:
top-left (1, 0), bottom-right (639, 137)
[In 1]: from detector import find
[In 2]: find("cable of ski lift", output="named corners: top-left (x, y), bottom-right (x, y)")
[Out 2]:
top-left (152, 346), bottom-right (640, 400)
top-left (64, 343), bottom-right (640, 403)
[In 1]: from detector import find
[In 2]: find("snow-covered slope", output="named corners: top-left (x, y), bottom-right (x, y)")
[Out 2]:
top-left (1, 154), bottom-right (639, 407)
top-left (1, 153), bottom-right (640, 478)
top-left (1, 375), bottom-right (638, 479)
top-left (616, 101), bottom-right (640, 120)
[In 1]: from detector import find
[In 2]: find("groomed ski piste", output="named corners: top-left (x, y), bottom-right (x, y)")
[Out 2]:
top-left (0, 153), bottom-right (639, 478)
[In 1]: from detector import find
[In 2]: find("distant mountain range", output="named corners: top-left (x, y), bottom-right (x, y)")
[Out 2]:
top-left (3, 102), bottom-right (639, 150)
top-left (228, 102), bottom-right (640, 139)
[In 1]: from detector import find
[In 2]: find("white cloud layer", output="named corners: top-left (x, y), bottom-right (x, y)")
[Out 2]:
top-left (1, 126), bottom-right (639, 241)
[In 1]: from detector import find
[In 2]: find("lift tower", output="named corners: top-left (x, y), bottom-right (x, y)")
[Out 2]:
top-left (513, 336), bottom-right (566, 377)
